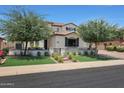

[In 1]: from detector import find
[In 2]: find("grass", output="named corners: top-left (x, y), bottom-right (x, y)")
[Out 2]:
top-left (0, 56), bottom-right (55, 67)
top-left (73, 55), bottom-right (115, 62)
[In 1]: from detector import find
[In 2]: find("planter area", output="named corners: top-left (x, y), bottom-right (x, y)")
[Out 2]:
top-left (106, 45), bottom-right (124, 52)
top-left (11, 49), bottom-right (49, 56)
top-left (51, 49), bottom-right (114, 63)
top-left (0, 48), bottom-right (118, 67)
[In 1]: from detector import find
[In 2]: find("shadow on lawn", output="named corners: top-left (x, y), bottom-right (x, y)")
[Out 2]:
top-left (96, 54), bottom-right (120, 60)
top-left (12, 56), bottom-right (48, 60)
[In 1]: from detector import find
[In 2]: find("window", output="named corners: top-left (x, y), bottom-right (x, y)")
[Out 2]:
top-left (57, 28), bottom-right (59, 32)
top-left (66, 27), bottom-right (69, 30)
top-left (66, 27), bottom-right (76, 32)
top-left (65, 37), bottom-right (79, 47)
top-left (16, 43), bottom-right (22, 49)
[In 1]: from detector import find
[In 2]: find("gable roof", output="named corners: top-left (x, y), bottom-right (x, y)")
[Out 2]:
top-left (47, 21), bottom-right (64, 27)
top-left (64, 23), bottom-right (77, 26)
top-left (47, 21), bottom-right (77, 27)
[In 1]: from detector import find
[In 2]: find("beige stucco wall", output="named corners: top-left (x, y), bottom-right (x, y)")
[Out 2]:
top-left (49, 33), bottom-right (89, 49)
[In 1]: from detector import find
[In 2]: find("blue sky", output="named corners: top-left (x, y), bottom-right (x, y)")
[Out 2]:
top-left (0, 5), bottom-right (124, 27)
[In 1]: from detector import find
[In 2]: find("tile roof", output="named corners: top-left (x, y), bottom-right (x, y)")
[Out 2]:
top-left (47, 21), bottom-right (64, 27)
top-left (53, 31), bottom-right (76, 36)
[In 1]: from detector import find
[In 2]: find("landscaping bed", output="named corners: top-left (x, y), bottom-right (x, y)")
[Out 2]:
top-left (51, 51), bottom-right (115, 63)
top-left (106, 45), bottom-right (124, 52)
top-left (0, 56), bottom-right (55, 67)
top-left (73, 55), bottom-right (115, 62)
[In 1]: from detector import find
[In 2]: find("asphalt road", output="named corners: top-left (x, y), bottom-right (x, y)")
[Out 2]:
top-left (1, 65), bottom-right (124, 88)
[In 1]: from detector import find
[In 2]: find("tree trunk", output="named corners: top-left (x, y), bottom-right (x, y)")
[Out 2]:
top-left (95, 42), bottom-right (98, 50)
top-left (24, 41), bottom-right (28, 56)
top-left (20, 42), bottom-right (23, 56)
top-left (88, 43), bottom-right (92, 50)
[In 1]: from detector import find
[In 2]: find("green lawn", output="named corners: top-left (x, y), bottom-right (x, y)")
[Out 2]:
top-left (0, 56), bottom-right (55, 67)
top-left (73, 55), bottom-right (114, 62)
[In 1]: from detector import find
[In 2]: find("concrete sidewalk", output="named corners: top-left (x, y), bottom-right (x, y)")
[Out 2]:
top-left (0, 60), bottom-right (124, 77)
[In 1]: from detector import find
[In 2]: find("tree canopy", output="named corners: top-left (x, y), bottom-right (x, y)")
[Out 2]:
top-left (78, 19), bottom-right (118, 49)
top-left (0, 7), bottom-right (52, 55)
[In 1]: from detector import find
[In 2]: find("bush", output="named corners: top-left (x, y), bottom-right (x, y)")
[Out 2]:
top-left (66, 52), bottom-right (70, 55)
top-left (72, 52), bottom-right (76, 56)
top-left (84, 50), bottom-right (88, 56)
top-left (68, 54), bottom-right (73, 60)
top-left (54, 55), bottom-right (58, 60)
top-left (44, 52), bottom-right (49, 56)
top-left (2, 48), bottom-right (9, 56)
top-left (90, 50), bottom-right (95, 56)
top-left (72, 58), bottom-right (77, 62)
top-left (37, 51), bottom-right (41, 57)
top-left (116, 46), bottom-right (124, 52)
top-left (106, 46), bottom-right (116, 51)
top-left (58, 56), bottom-right (64, 63)
top-left (78, 52), bottom-right (81, 55)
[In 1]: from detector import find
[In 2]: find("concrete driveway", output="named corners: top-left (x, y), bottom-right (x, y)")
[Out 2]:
top-left (1, 65), bottom-right (124, 88)
top-left (98, 50), bottom-right (124, 59)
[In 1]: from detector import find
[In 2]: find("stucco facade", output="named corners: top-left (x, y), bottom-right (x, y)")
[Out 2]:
top-left (13, 22), bottom-right (89, 55)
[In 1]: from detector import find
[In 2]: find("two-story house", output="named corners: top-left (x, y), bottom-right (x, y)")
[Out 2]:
top-left (47, 22), bottom-right (88, 55)
top-left (14, 22), bottom-right (89, 55)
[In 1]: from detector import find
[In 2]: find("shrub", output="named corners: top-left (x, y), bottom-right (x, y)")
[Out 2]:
top-left (51, 53), bottom-right (54, 57)
top-left (72, 52), bottom-right (76, 56)
top-left (2, 48), bottom-right (9, 56)
top-left (68, 54), bottom-right (73, 60)
top-left (72, 58), bottom-right (77, 62)
top-left (0, 50), bottom-right (5, 59)
top-left (58, 56), bottom-right (64, 63)
top-left (90, 50), bottom-right (95, 56)
top-left (52, 53), bottom-right (60, 58)
top-left (37, 51), bottom-right (41, 57)
top-left (54, 55), bottom-right (58, 60)
top-left (106, 46), bottom-right (115, 51)
top-left (67, 52), bottom-right (70, 55)
top-left (116, 46), bottom-right (124, 52)
top-left (84, 50), bottom-right (88, 56)
top-left (78, 52), bottom-right (81, 55)
top-left (44, 52), bottom-right (49, 56)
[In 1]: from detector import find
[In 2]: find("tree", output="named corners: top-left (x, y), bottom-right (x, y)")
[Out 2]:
top-left (0, 7), bottom-right (52, 55)
top-left (116, 28), bottom-right (124, 43)
top-left (78, 19), bottom-right (117, 49)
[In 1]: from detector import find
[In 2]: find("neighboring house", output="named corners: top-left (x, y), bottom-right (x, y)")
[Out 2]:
top-left (14, 22), bottom-right (89, 55)
top-left (0, 37), bottom-right (7, 49)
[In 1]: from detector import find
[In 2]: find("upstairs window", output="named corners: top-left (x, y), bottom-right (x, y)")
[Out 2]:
top-left (66, 27), bottom-right (76, 32)
top-left (57, 28), bottom-right (59, 32)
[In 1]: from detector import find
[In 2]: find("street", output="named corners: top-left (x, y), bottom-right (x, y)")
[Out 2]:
top-left (1, 65), bottom-right (124, 88)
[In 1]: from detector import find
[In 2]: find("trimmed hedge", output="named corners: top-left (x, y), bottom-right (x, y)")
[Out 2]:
top-left (116, 46), bottom-right (124, 52)
top-left (106, 46), bottom-right (124, 52)
top-left (106, 46), bottom-right (116, 51)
